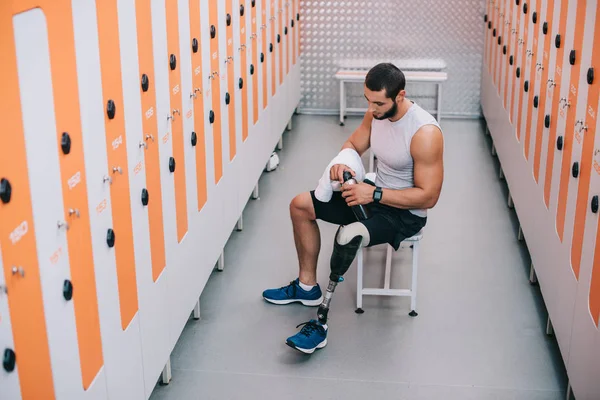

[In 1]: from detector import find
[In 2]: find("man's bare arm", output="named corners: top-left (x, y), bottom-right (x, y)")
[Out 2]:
top-left (378, 125), bottom-right (444, 210)
top-left (341, 111), bottom-right (373, 156)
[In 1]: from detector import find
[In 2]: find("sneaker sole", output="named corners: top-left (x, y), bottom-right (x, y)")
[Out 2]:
top-left (286, 338), bottom-right (327, 354)
top-left (263, 296), bottom-right (323, 307)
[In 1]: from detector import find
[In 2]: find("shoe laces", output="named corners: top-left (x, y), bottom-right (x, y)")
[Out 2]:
top-left (295, 320), bottom-right (322, 337)
top-left (280, 281), bottom-right (298, 297)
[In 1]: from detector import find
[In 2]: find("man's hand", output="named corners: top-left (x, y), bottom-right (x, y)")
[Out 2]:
top-left (341, 182), bottom-right (375, 207)
top-left (330, 164), bottom-right (355, 184)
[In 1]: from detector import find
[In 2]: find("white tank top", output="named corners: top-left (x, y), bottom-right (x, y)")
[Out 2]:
top-left (370, 101), bottom-right (441, 218)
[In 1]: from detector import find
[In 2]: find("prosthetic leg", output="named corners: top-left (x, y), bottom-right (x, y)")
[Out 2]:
top-left (317, 225), bottom-right (367, 324)
top-left (317, 171), bottom-right (371, 325)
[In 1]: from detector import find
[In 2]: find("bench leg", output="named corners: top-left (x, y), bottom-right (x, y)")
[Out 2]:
top-left (339, 80), bottom-right (345, 126)
top-left (193, 299), bottom-right (201, 320)
top-left (217, 250), bottom-right (225, 271)
top-left (409, 242), bottom-right (419, 317)
top-left (437, 83), bottom-right (442, 123)
top-left (355, 248), bottom-right (364, 313)
top-left (161, 357), bottom-right (172, 385)
top-left (277, 135), bottom-right (283, 150)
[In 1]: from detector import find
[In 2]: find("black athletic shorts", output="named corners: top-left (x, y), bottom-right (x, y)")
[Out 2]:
top-left (309, 182), bottom-right (427, 250)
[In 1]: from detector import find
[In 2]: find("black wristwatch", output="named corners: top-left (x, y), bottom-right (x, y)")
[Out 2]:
top-left (373, 186), bottom-right (383, 203)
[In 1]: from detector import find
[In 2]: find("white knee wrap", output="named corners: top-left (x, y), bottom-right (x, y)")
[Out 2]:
top-left (336, 222), bottom-right (370, 247)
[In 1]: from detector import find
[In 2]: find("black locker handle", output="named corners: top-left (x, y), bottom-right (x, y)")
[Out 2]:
top-left (591, 195), bottom-right (599, 213)
top-left (170, 54), bottom-right (177, 70)
top-left (555, 34), bottom-right (561, 48)
top-left (572, 162), bottom-right (579, 178)
top-left (556, 136), bottom-right (563, 150)
top-left (63, 280), bottom-right (73, 301)
top-left (588, 68), bottom-right (594, 84)
top-left (533, 96), bottom-right (539, 108)
top-left (191, 131), bottom-right (198, 147)
top-left (192, 38), bottom-right (199, 53)
top-left (169, 157), bottom-right (176, 173)
top-left (0, 178), bottom-right (11, 204)
top-left (545, 115), bottom-right (551, 128)
top-left (141, 188), bottom-right (149, 206)
top-left (107, 229), bottom-right (116, 248)
top-left (107, 100), bottom-right (116, 119)
top-left (209, 110), bottom-right (215, 123)
top-left (210, 25), bottom-right (216, 38)
top-left (3, 349), bottom-right (16, 372)
top-left (543, 22), bottom-right (548, 35)
top-left (239, 78), bottom-right (244, 89)
top-left (570, 50), bottom-right (576, 65)
top-left (141, 74), bottom-right (149, 92)
top-left (61, 132), bottom-right (72, 155)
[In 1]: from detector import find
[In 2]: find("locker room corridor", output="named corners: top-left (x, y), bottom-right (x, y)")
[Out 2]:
top-left (149, 114), bottom-right (568, 400)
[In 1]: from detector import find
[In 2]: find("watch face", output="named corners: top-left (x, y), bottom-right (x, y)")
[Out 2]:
top-left (374, 189), bottom-right (382, 201)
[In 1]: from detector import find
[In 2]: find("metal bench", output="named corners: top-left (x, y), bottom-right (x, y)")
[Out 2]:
top-left (334, 69), bottom-right (448, 126)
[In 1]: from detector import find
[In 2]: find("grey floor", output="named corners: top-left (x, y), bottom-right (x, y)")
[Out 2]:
top-left (150, 114), bottom-right (568, 400)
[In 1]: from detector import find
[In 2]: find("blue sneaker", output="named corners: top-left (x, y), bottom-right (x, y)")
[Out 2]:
top-left (262, 279), bottom-right (323, 306)
top-left (286, 320), bottom-right (328, 354)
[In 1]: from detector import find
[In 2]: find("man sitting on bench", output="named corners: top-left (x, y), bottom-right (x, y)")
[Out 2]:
top-left (262, 63), bottom-right (445, 354)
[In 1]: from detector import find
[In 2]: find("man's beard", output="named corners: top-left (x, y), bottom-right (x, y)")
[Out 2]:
top-left (373, 101), bottom-right (398, 120)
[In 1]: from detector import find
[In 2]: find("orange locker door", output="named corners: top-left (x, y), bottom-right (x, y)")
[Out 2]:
top-left (554, 0), bottom-right (588, 240)
top-left (135, 0), bottom-right (167, 280)
top-left (509, 0), bottom-right (524, 124)
top-left (503, 0), bottom-right (515, 110)
top-left (538, 1), bottom-right (569, 188)
top-left (515, 0), bottom-right (532, 141)
top-left (262, 0), bottom-right (269, 109)
top-left (270, 0), bottom-right (277, 96)
top-left (251, 0), bottom-right (259, 124)
top-left (533, 0), bottom-right (561, 182)
top-left (239, 0), bottom-right (250, 141)
top-left (572, 8), bottom-right (600, 281)
top-left (523, 1), bottom-right (543, 159)
top-left (491, 0), bottom-right (504, 90)
top-left (14, 0), bottom-right (105, 389)
top-left (165, 0), bottom-right (189, 240)
top-left (285, 0), bottom-right (290, 76)
top-left (226, 0), bottom-right (237, 160)
top-left (189, 0), bottom-right (208, 211)
top-left (278, 0), bottom-right (283, 85)
top-left (209, 0), bottom-right (224, 183)
top-left (0, 5), bottom-right (55, 398)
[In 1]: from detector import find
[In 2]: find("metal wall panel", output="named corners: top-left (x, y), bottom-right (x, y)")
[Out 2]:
top-left (297, 0), bottom-right (486, 117)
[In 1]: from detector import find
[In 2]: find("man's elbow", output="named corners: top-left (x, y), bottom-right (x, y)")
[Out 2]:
top-left (423, 190), bottom-right (441, 209)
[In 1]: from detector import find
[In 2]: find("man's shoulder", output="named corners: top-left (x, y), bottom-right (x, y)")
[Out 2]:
top-left (410, 124), bottom-right (444, 159)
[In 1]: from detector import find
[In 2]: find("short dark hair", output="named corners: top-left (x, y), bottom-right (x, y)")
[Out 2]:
top-left (365, 63), bottom-right (406, 99)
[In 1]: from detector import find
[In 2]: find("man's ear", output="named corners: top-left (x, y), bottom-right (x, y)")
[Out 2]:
top-left (396, 90), bottom-right (406, 103)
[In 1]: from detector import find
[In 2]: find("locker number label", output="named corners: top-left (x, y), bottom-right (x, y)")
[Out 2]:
top-left (9, 221), bottom-right (28, 245)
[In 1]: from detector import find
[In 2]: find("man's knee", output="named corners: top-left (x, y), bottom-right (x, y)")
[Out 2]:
top-left (290, 192), bottom-right (316, 220)
top-left (335, 222), bottom-right (370, 247)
